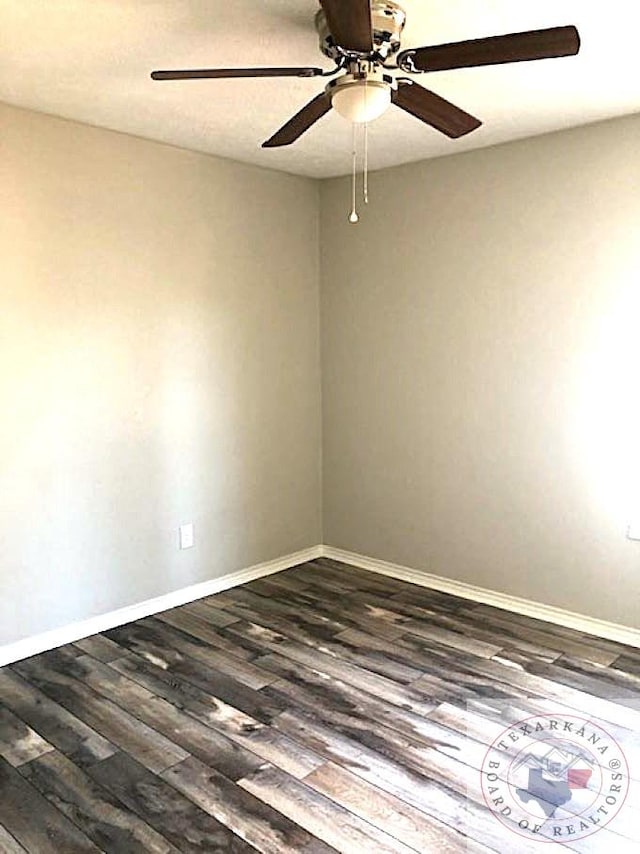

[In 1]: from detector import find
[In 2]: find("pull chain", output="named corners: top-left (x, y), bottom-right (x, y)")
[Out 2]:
top-left (364, 120), bottom-right (369, 205)
top-left (363, 77), bottom-right (369, 205)
top-left (349, 121), bottom-right (359, 223)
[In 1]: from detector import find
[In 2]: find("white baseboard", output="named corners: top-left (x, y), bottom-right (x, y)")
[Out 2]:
top-left (321, 546), bottom-right (640, 649)
top-left (0, 545), bottom-right (322, 668)
top-left (3, 542), bottom-right (638, 667)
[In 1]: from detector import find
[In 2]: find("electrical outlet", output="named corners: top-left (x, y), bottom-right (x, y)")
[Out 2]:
top-left (627, 523), bottom-right (640, 542)
top-left (179, 523), bottom-right (194, 549)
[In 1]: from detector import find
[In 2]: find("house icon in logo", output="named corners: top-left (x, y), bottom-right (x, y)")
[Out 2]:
top-left (513, 743), bottom-right (595, 818)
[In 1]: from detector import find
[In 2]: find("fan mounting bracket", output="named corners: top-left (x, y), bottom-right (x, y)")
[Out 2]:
top-left (315, 1), bottom-right (406, 63)
top-left (397, 49), bottom-right (420, 73)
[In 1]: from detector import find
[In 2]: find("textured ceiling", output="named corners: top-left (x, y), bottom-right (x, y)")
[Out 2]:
top-left (1, 1), bottom-right (639, 178)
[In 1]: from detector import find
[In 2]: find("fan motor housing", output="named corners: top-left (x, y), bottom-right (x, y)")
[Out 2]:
top-left (316, 1), bottom-right (406, 60)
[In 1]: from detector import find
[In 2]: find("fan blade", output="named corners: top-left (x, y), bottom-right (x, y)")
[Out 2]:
top-left (402, 25), bottom-right (580, 72)
top-left (151, 67), bottom-right (324, 80)
top-left (392, 81), bottom-right (481, 138)
top-left (262, 93), bottom-right (332, 148)
top-left (319, 0), bottom-right (373, 53)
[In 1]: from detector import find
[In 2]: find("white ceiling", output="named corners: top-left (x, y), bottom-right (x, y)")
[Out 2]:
top-left (1, 1), bottom-right (639, 178)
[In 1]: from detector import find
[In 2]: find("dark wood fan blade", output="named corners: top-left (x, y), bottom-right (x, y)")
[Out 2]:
top-left (392, 81), bottom-right (481, 138)
top-left (151, 67), bottom-right (324, 80)
top-left (319, 0), bottom-right (373, 53)
top-left (262, 93), bottom-right (332, 148)
top-left (402, 25), bottom-right (580, 72)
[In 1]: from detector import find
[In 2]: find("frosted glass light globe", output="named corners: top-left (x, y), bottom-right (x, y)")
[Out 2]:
top-left (332, 81), bottom-right (391, 123)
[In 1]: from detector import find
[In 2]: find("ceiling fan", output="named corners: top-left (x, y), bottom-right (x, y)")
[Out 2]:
top-left (151, 1), bottom-right (580, 147)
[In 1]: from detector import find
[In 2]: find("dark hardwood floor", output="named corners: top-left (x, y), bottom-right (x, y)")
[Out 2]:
top-left (1, 557), bottom-right (639, 852)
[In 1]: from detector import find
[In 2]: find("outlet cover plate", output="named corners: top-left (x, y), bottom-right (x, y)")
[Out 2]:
top-left (179, 523), bottom-right (194, 549)
top-left (627, 523), bottom-right (640, 541)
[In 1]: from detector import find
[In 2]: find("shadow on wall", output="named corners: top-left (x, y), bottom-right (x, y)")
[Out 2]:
top-left (573, 270), bottom-right (640, 532)
top-left (0, 264), bottom-right (248, 643)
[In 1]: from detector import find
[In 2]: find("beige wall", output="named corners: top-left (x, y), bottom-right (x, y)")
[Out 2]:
top-left (3, 102), bottom-right (639, 645)
top-left (321, 115), bottom-right (640, 628)
top-left (0, 103), bottom-right (321, 646)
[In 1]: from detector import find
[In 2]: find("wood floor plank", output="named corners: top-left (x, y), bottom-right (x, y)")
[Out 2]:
top-left (368, 624), bottom-right (613, 711)
top-left (271, 710), bottom-right (551, 854)
top-left (0, 756), bottom-right (101, 853)
top-left (4, 558), bottom-right (640, 851)
top-left (283, 562), bottom-right (366, 593)
top-left (157, 605), bottom-right (255, 658)
top-left (557, 653), bottom-right (640, 694)
top-left (263, 678), bottom-right (535, 819)
top-left (244, 576), bottom-right (309, 598)
top-left (87, 751), bottom-right (258, 853)
top-left (208, 589), bottom-right (364, 656)
top-left (110, 647), bottom-right (285, 724)
top-left (461, 606), bottom-right (626, 666)
top-left (238, 764), bottom-right (418, 854)
top-left (491, 649), bottom-right (640, 704)
top-left (454, 688), bottom-right (640, 774)
top-left (308, 560), bottom-right (413, 597)
top-left (318, 558), bottom-right (413, 589)
top-left (246, 568), bottom-right (315, 594)
top-left (287, 567), bottom-right (408, 603)
top-left (222, 620), bottom-right (437, 717)
top-left (86, 657), bottom-right (269, 779)
top-left (215, 586), bottom-right (353, 638)
top-left (269, 577), bottom-right (521, 648)
top-left (162, 755), bottom-right (337, 854)
top-left (356, 598), bottom-right (562, 662)
top-left (108, 651), bottom-right (325, 779)
top-left (389, 584), bottom-right (485, 615)
top-left (0, 706), bottom-right (55, 767)
top-left (325, 699), bottom-right (640, 843)
top-left (334, 626), bottom-right (503, 695)
top-left (429, 700), bottom-right (640, 798)
top-left (57, 650), bottom-right (288, 782)
top-left (469, 603), bottom-right (633, 658)
top-left (256, 651), bottom-right (503, 770)
top-left (74, 635), bottom-right (123, 664)
top-left (12, 653), bottom-right (188, 774)
top-left (277, 701), bottom-right (491, 812)
top-left (274, 683), bottom-right (465, 776)
top-left (280, 707), bottom-right (638, 854)
top-left (178, 599), bottom-right (241, 628)
top-left (613, 653), bottom-right (640, 678)
top-left (244, 578), bottom-right (407, 641)
top-left (609, 643), bottom-right (640, 663)
top-left (320, 587), bottom-right (504, 658)
top-left (20, 749), bottom-right (182, 853)
top-left (215, 601), bottom-right (427, 685)
top-left (110, 634), bottom-right (286, 724)
top-left (105, 617), bottom-right (276, 690)
top-left (0, 825), bottom-right (28, 853)
top-left (0, 669), bottom-right (117, 768)
top-left (155, 608), bottom-right (247, 650)
top-left (467, 657), bottom-right (640, 731)
top-left (302, 761), bottom-right (493, 854)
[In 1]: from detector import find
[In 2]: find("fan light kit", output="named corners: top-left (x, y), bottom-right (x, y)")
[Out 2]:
top-left (329, 70), bottom-right (393, 123)
top-left (151, 0), bottom-right (581, 222)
